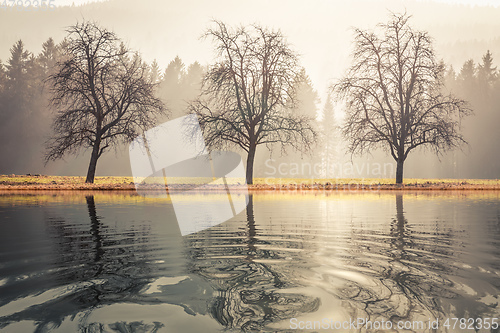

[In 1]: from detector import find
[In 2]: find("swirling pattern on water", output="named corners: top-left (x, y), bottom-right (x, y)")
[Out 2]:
top-left (0, 191), bottom-right (499, 332)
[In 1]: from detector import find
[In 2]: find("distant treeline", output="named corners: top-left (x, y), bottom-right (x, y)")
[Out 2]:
top-left (442, 50), bottom-right (500, 178)
top-left (0, 37), bottom-right (319, 176)
top-left (0, 38), bottom-right (499, 178)
top-left (0, 39), bottom-right (205, 174)
top-left (0, 39), bottom-right (57, 173)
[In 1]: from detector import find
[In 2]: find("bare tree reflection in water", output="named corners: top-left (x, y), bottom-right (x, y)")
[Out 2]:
top-left (2, 192), bottom-right (500, 332)
top-left (245, 194), bottom-right (257, 260)
top-left (0, 195), bottom-right (172, 332)
top-left (86, 195), bottom-right (104, 263)
top-left (187, 194), bottom-right (320, 331)
top-left (52, 195), bottom-right (160, 331)
top-left (339, 194), bottom-right (499, 328)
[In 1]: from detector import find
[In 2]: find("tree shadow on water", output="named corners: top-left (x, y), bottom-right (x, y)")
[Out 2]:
top-left (186, 194), bottom-right (320, 331)
top-left (339, 194), bottom-right (499, 327)
top-left (0, 195), bottom-right (183, 333)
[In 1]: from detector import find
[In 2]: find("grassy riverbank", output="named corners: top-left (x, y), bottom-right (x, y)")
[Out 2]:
top-left (0, 174), bottom-right (499, 190)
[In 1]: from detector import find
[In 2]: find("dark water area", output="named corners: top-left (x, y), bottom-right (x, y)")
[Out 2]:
top-left (0, 191), bottom-right (499, 332)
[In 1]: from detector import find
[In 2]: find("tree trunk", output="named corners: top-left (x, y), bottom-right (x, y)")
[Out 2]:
top-left (396, 158), bottom-right (404, 184)
top-left (86, 138), bottom-right (101, 183)
top-left (246, 145), bottom-right (256, 185)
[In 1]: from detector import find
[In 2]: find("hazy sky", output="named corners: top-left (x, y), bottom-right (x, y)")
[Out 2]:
top-left (420, 0), bottom-right (500, 5)
top-left (2, 0), bottom-right (500, 111)
top-left (54, 0), bottom-right (105, 5)
top-left (57, 0), bottom-right (500, 8)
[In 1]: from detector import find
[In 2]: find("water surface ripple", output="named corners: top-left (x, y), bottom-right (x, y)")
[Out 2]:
top-left (0, 191), bottom-right (499, 332)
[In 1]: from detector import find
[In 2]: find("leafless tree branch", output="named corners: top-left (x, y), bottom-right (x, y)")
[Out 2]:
top-left (332, 13), bottom-right (471, 183)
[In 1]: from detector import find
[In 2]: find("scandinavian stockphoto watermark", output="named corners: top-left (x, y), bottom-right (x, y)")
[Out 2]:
top-left (264, 159), bottom-right (394, 179)
top-left (289, 317), bottom-right (499, 331)
top-left (289, 317), bottom-right (427, 331)
top-left (128, 114), bottom-right (248, 236)
top-left (260, 158), bottom-right (394, 191)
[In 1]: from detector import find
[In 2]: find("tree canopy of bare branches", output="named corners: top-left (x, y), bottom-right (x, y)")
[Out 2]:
top-left (190, 21), bottom-right (316, 184)
top-left (45, 21), bottom-right (165, 183)
top-left (333, 13), bottom-right (471, 183)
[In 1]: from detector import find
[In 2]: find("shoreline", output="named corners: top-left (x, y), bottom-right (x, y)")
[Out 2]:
top-left (1, 175), bottom-right (499, 191)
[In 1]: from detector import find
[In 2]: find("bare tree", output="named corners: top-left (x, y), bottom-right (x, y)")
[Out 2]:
top-left (45, 21), bottom-right (165, 183)
top-left (190, 21), bottom-right (316, 184)
top-left (333, 14), bottom-right (471, 184)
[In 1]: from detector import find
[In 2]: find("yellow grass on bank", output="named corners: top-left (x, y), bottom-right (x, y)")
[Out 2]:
top-left (0, 174), bottom-right (499, 190)
top-left (253, 177), bottom-right (500, 186)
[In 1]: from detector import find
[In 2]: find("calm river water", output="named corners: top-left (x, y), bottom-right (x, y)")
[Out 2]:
top-left (0, 190), bottom-right (499, 332)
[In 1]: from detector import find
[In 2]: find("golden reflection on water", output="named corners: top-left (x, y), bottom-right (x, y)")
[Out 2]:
top-left (0, 189), bottom-right (499, 206)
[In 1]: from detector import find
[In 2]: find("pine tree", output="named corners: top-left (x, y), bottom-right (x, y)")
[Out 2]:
top-left (38, 38), bottom-right (60, 77)
top-left (6, 40), bottom-right (32, 97)
top-left (477, 50), bottom-right (497, 95)
top-left (443, 65), bottom-right (457, 92)
top-left (0, 40), bottom-right (46, 173)
top-left (0, 60), bottom-right (6, 93)
top-left (159, 56), bottom-right (186, 118)
top-left (457, 59), bottom-right (476, 99)
top-left (149, 59), bottom-right (161, 84)
top-left (0, 60), bottom-right (7, 127)
top-left (183, 61), bottom-right (204, 95)
top-left (321, 93), bottom-right (339, 178)
top-left (294, 68), bottom-right (319, 119)
top-left (163, 56), bottom-right (185, 86)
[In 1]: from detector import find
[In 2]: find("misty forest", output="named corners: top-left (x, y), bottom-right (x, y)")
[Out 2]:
top-left (0, 9), bottom-right (500, 183)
